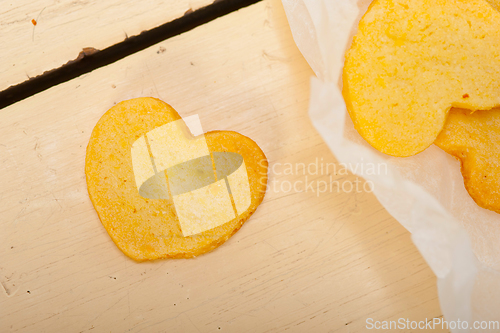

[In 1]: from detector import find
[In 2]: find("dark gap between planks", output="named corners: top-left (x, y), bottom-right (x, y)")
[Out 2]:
top-left (0, 0), bottom-right (262, 110)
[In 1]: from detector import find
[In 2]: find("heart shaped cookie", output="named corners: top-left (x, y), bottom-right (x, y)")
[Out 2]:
top-left (435, 107), bottom-right (500, 214)
top-left (85, 97), bottom-right (268, 261)
top-left (343, 0), bottom-right (500, 157)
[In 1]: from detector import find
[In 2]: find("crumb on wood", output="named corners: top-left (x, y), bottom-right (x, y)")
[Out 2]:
top-left (75, 47), bottom-right (99, 61)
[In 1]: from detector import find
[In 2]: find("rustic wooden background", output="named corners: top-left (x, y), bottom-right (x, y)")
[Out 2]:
top-left (0, 0), bottom-right (446, 332)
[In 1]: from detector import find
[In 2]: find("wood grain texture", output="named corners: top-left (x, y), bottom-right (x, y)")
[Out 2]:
top-left (0, 0), bottom-right (446, 331)
top-left (0, 0), bottom-right (213, 92)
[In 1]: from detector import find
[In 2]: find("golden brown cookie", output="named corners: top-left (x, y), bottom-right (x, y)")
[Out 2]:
top-left (435, 107), bottom-right (500, 213)
top-left (85, 97), bottom-right (268, 260)
top-left (343, 0), bottom-right (500, 157)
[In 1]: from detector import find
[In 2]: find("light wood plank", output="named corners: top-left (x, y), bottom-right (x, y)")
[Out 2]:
top-left (0, 0), bottom-right (445, 331)
top-left (0, 0), bottom-right (213, 92)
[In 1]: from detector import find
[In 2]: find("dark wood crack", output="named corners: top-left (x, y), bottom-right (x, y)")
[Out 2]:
top-left (0, 0), bottom-right (262, 110)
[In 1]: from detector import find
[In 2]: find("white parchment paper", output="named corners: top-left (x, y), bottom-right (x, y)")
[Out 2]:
top-left (281, 0), bottom-right (500, 330)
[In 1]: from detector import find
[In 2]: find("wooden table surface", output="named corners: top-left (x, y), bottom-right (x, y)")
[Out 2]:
top-left (0, 0), bottom-right (214, 92)
top-left (0, 0), bottom-right (447, 332)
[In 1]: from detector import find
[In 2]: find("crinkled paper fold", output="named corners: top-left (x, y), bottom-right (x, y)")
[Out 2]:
top-left (281, 0), bottom-right (500, 329)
